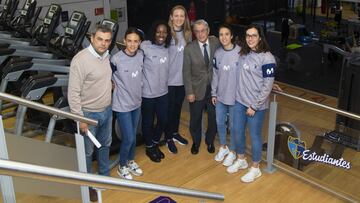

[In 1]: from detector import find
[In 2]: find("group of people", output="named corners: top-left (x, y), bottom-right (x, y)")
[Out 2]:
top-left (67, 4), bottom-right (276, 201)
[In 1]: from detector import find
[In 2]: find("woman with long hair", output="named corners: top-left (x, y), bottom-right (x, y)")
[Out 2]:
top-left (230, 25), bottom-right (276, 182)
top-left (163, 5), bottom-right (192, 153)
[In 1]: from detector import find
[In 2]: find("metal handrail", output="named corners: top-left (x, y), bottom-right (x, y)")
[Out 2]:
top-left (273, 90), bottom-right (360, 121)
top-left (0, 159), bottom-right (224, 201)
top-left (0, 92), bottom-right (97, 126)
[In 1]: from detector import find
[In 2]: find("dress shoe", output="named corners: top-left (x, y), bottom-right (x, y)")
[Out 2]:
top-left (89, 188), bottom-right (98, 202)
top-left (207, 143), bottom-right (215, 153)
top-left (191, 143), bottom-right (199, 154)
top-left (146, 147), bottom-right (161, 162)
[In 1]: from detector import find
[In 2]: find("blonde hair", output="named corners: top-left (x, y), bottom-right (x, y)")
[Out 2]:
top-left (168, 5), bottom-right (192, 45)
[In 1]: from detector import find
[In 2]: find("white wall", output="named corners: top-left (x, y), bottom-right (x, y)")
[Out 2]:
top-left (109, 0), bottom-right (127, 41)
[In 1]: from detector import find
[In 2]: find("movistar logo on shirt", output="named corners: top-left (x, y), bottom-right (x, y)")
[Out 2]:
top-left (243, 63), bottom-right (250, 70)
top-left (262, 63), bottom-right (276, 78)
top-left (160, 57), bottom-right (167, 64)
top-left (267, 68), bottom-right (274, 75)
top-left (132, 70), bottom-right (139, 78)
top-left (223, 65), bottom-right (230, 71)
top-left (177, 46), bottom-right (184, 52)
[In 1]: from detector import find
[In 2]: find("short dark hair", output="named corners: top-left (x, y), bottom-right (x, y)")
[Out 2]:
top-left (147, 20), bottom-right (172, 48)
top-left (239, 24), bottom-right (270, 55)
top-left (124, 27), bottom-right (144, 41)
top-left (218, 24), bottom-right (235, 44)
top-left (92, 24), bottom-right (113, 36)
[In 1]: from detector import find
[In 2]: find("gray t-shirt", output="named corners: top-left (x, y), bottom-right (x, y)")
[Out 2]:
top-left (236, 51), bottom-right (276, 110)
top-left (168, 30), bottom-right (187, 86)
top-left (141, 40), bottom-right (169, 98)
top-left (211, 45), bottom-right (240, 105)
top-left (111, 50), bottom-right (144, 112)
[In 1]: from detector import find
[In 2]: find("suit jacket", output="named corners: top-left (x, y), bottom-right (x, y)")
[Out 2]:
top-left (183, 36), bottom-right (220, 101)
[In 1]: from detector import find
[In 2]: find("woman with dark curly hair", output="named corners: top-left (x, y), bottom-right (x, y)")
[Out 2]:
top-left (141, 20), bottom-right (171, 162)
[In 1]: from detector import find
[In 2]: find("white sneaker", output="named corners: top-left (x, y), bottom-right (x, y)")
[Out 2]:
top-left (117, 165), bottom-right (133, 180)
top-left (214, 146), bottom-right (229, 162)
top-left (227, 159), bottom-right (248, 173)
top-left (222, 151), bottom-right (236, 167)
top-left (127, 160), bottom-right (143, 176)
top-left (241, 167), bottom-right (262, 183)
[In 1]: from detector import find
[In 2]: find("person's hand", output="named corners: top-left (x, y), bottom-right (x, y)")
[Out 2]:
top-left (79, 122), bottom-right (88, 135)
top-left (187, 94), bottom-right (195, 103)
top-left (211, 97), bottom-right (217, 105)
top-left (246, 107), bottom-right (256, 117)
top-left (272, 84), bottom-right (283, 92)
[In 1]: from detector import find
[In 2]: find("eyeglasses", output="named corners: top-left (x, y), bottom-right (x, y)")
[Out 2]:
top-left (246, 34), bottom-right (259, 39)
top-left (194, 29), bottom-right (208, 34)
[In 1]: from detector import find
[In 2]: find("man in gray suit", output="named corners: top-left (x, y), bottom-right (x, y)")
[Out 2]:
top-left (183, 19), bottom-right (220, 154)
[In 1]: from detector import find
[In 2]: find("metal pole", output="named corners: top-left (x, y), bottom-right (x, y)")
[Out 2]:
top-left (103, 0), bottom-right (111, 19)
top-left (302, 0), bottom-right (306, 24)
top-left (75, 121), bottom-right (90, 203)
top-left (0, 79), bottom-right (9, 112)
top-left (275, 91), bottom-right (360, 121)
top-left (0, 116), bottom-right (16, 203)
top-left (45, 115), bottom-right (57, 143)
top-left (265, 97), bottom-right (277, 174)
top-left (312, 0), bottom-right (316, 26)
top-left (0, 92), bottom-right (97, 126)
top-left (14, 105), bottom-right (27, 136)
top-left (0, 159), bottom-right (225, 201)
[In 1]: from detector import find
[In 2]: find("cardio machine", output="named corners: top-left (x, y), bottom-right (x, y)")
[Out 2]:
top-left (0, 4), bottom-right (66, 112)
top-left (11, 13), bottom-right (93, 137)
top-left (0, 0), bottom-right (19, 31)
top-left (0, 0), bottom-right (38, 39)
top-left (0, 5), bottom-right (66, 63)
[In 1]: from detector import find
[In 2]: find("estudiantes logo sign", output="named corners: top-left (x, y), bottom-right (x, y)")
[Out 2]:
top-left (287, 136), bottom-right (351, 170)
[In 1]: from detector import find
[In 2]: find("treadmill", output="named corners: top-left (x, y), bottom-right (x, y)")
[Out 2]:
top-left (0, 2), bottom-right (58, 52)
top-left (0, 0), bottom-right (19, 31)
top-left (0, 0), bottom-right (37, 39)
top-left (0, 10), bottom-right (90, 114)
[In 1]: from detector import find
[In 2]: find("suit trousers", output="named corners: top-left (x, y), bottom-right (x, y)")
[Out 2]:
top-left (189, 85), bottom-right (217, 146)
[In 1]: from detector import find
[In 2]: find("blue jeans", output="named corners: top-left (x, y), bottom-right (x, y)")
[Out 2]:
top-left (232, 102), bottom-right (265, 163)
top-left (141, 94), bottom-right (168, 147)
top-left (215, 101), bottom-right (235, 150)
top-left (115, 108), bottom-right (141, 167)
top-left (83, 106), bottom-right (112, 176)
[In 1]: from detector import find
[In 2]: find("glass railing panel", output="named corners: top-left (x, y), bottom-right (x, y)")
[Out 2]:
top-left (273, 93), bottom-right (359, 201)
top-left (0, 190), bottom-right (80, 202)
top-left (2, 122), bottom-right (82, 201)
top-left (2, 187), bottom-right (205, 203)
